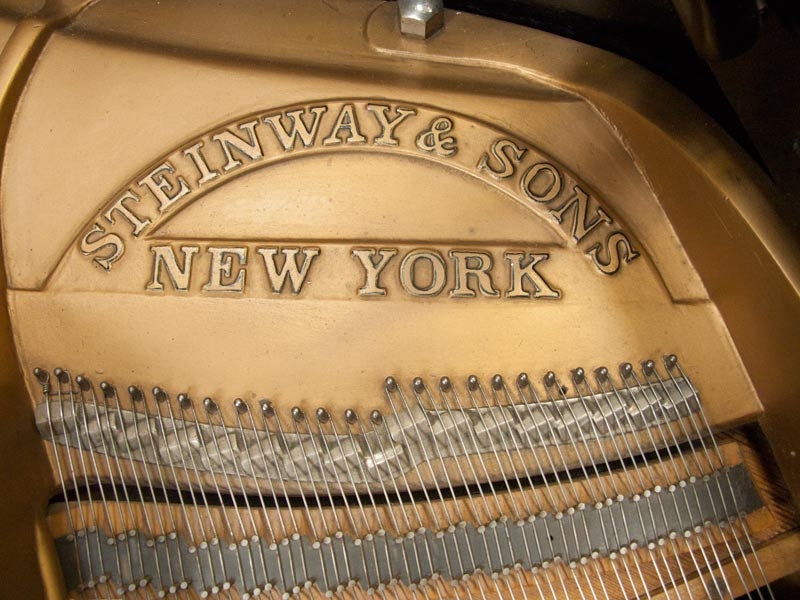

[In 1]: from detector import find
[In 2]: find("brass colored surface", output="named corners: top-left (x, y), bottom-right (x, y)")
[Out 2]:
top-left (1, 2), bottom-right (764, 427)
top-left (0, 0), bottom-right (797, 598)
top-left (0, 4), bottom-right (97, 598)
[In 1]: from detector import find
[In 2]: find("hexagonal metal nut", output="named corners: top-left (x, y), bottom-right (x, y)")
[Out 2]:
top-left (398, 0), bottom-right (444, 39)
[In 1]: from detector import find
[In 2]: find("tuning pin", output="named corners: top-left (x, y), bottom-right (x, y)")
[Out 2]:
top-left (543, 371), bottom-right (557, 388)
top-left (99, 381), bottom-right (115, 399)
top-left (54, 368), bottom-right (70, 385)
top-left (260, 399), bottom-right (275, 418)
top-left (517, 372), bottom-right (530, 388)
top-left (75, 375), bottom-right (91, 392)
top-left (176, 393), bottom-right (192, 409)
top-left (664, 354), bottom-right (679, 370)
top-left (203, 397), bottom-right (218, 414)
top-left (316, 407), bottom-right (331, 424)
top-left (491, 374), bottom-right (504, 391)
top-left (33, 368), bottom-right (50, 390)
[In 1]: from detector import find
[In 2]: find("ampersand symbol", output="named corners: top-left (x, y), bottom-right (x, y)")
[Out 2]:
top-left (416, 117), bottom-right (457, 157)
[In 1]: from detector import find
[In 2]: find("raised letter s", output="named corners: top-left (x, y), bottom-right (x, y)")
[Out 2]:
top-left (80, 223), bottom-right (124, 271)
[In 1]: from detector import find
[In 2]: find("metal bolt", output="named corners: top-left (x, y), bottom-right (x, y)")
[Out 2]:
top-left (397, 0), bottom-right (444, 39)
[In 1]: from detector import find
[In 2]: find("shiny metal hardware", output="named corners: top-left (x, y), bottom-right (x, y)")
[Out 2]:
top-left (35, 365), bottom-right (698, 488)
top-left (397, 0), bottom-right (444, 39)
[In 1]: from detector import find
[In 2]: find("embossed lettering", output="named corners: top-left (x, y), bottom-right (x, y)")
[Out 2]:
top-left (521, 162), bottom-right (562, 203)
top-left (477, 139), bottom-right (527, 179)
top-left (81, 223), bottom-right (125, 271)
top-left (103, 189), bottom-right (152, 237)
top-left (211, 120), bottom-right (264, 171)
top-left (400, 250), bottom-right (447, 297)
top-left (587, 232), bottom-right (640, 275)
top-left (264, 106), bottom-right (328, 151)
top-left (504, 253), bottom-right (561, 299)
top-left (182, 141), bottom-right (220, 185)
top-left (366, 104), bottom-right (417, 146)
top-left (138, 161), bottom-right (191, 212)
top-left (147, 245), bottom-right (199, 291)
top-left (549, 186), bottom-right (612, 243)
top-left (416, 117), bottom-right (457, 157)
top-left (449, 251), bottom-right (499, 298)
top-left (352, 248), bottom-right (398, 296)
top-left (80, 101), bottom-right (639, 281)
top-left (258, 247), bottom-right (320, 294)
top-left (203, 247), bottom-right (248, 292)
top-left (323, 104), bottom-right (367, 146)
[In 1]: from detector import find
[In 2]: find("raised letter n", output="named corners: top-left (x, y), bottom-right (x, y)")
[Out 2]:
top-left (147, 245), bottom-right (199, 292)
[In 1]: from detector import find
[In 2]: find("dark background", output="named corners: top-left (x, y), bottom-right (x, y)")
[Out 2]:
top-left (446, 0), bottom-right (800, 240)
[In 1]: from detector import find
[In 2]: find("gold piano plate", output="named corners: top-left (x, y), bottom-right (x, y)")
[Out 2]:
top-left (0, 1), bottom-right (798, 598)
top-left (9, 95), bottom-right (760, 428)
